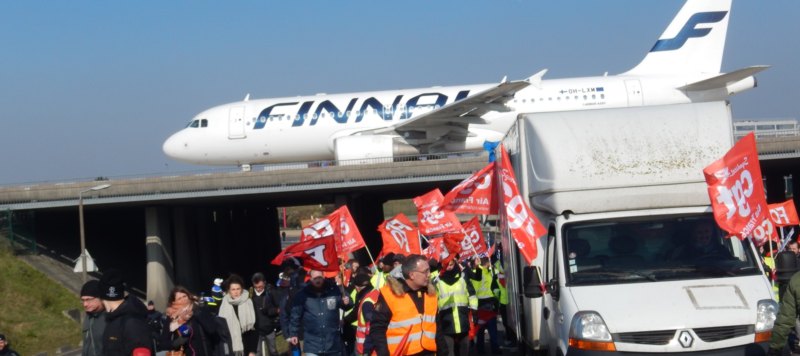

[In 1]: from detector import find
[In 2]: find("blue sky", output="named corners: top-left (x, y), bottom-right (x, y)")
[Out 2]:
top-left (0, 1), bottom-right (797, 185)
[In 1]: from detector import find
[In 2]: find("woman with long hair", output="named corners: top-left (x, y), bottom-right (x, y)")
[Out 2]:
top-left (219, 274), bottom-right (258, 356)
top-left (158, 286), bottom-right (219, 356)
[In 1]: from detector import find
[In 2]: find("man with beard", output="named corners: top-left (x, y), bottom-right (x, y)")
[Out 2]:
top-left (287, 270), bottom-right (352, 355)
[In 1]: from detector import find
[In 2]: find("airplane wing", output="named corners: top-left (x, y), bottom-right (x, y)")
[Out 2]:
top-left (348, 73), bottom-right (541, 152)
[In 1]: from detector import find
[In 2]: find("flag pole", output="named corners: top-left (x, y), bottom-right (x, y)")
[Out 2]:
top-left (769, 237), bottom-right (776, 293)
top-left (363, 245), bottom-right (376, 267)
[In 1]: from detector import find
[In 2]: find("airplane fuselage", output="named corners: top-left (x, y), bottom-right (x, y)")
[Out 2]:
top-left (163, 73), bottom-right (743, 166)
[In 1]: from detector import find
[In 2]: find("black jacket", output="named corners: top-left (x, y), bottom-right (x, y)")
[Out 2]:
top-left (103, 297), bottom-right (153, 356)
top-left (0, 346), bottom-right (20, 356)
top-left (157, 306), bottom-right (219, 356)
top-left (251, 286), bottom-right (280, 334)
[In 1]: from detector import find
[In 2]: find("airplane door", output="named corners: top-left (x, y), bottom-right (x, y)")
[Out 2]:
top-left (625, 80), bottom-right (643, 107)
top-left (228, 106), bottom-right (246, 139)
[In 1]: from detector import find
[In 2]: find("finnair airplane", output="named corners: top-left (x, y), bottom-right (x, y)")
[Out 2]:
top-left (163, 0), bottom-right (766, 169)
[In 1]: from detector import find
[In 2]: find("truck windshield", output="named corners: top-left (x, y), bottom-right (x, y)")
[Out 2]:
top-left (563, 215), bottom-right (762, 286)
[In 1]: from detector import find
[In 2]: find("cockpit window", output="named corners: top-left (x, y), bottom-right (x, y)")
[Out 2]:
top-left (186, 119), bottom-right (208, 128)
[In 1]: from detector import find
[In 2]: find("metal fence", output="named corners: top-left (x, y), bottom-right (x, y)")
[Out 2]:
top-left (0, 209), bottom-right (37, 253)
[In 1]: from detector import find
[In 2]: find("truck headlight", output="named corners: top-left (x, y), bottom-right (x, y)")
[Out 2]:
top-left (569, 311), bottom-right (615, 351)
top-left (755, 299), bottom-right (778, 343)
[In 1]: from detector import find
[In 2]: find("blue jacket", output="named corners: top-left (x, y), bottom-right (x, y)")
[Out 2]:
top-left (288, 280), bottom-right (353, 354)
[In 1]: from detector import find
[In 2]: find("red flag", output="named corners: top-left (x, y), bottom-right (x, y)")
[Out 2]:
top-left (423, 237), bottom-right (446, 261)
top-left (459, 217), bottom-right (488, 261)
top-left (300, 205), bottom-right (366, 257)
top-left (704, 133), bottom-right (774, 245)
top-left (271, 236), bottom-right (339, 272)
top-left (442, 232), bottom-right (464, 268)
top-left (413, 189), bottom-right (463, 236)
top-left (378, 213), bottom-right (422, 256)
top-left (497, 145), bottom-right (546, 265)
top-left (441, 162), bottom-right (498, 214)
top-left (769, 200), bottom-right (800, 227)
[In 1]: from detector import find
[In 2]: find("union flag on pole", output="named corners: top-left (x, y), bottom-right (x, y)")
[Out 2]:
top-left (497, 145), bottom-right (546, 265)
top-left (458, 217), bottom-right (488, 261)
top-left (441, 162), bottom-right (498, 215)
top-left (769, 199), bottom-right (800, 227)
top-left (704, 133), bottom-right (774, 245)
top-left (300, 205), bottom-right (366, 257)
top-left (378, 213), bottom-right (422, 256)
top-left (271, 236), bottom-right (339, 272)
top-left (413, 189), bottom-right (463, 236)
top-left (441, 232), bottom-right (464, 268)
top-left (422, 237), bottom-right (446, 261)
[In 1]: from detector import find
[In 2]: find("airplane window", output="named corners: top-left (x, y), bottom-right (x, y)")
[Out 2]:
top-left (201, 119), bottom-right (208, 127)
top-left (189, 120), bottom-right (199, 128)
top-left (522, 99), bottom-right (526, 103)
top-left (583, 95), bottom-right (588, 100)
top-left (548, 97), bottom-right (552, 101)
top-left (592, 94), bottom-right (596, 99)
top-left (574, 95), bottom-right (578, 100)
top-left (557, 97), bottom-right (561, 101)
top-left (601, 94), bottom-right (605, 99)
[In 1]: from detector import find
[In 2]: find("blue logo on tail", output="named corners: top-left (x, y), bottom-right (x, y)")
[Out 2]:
top-left (651, 11), bottom-right (728, 52)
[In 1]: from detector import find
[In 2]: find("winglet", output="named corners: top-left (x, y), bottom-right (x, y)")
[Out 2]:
top-left (527, 69), bottom-right (548, 89)
top-left (243, 93), bottom-right (250, 102)
top-left (501, 75), bottom-right (508, 83)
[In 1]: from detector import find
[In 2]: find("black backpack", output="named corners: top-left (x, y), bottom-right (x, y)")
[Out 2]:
top-left (199, 315), bottom-right (234, 356)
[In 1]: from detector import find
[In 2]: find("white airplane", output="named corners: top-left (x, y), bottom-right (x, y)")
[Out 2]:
top-left (163, 0), bottom-right (767, 169)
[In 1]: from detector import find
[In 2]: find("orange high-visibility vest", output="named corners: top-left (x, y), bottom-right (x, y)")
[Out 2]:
top-left (379, 284), bottom-right (437, 355)
top-left (356, 289), bottom-right (381, 355)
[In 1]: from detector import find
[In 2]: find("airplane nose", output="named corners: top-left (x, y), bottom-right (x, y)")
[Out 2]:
top-left (162, 132), bottom-right (186, 160)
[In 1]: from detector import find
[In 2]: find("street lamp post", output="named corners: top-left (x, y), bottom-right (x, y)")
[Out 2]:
top-left (79, 184), bottom-right (111, 284)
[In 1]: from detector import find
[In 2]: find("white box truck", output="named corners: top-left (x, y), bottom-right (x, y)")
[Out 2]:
top-left (501, 101), bottom-right (777, 356)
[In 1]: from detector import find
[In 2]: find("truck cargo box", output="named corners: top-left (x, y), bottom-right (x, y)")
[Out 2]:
top-left (514, 101), bottom-right (733, 215)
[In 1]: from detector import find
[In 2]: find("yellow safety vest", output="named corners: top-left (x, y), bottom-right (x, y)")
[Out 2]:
top-left (471, 266), bottom-right (494, 301)
top-left (437, 277), bottom-right (478, 334)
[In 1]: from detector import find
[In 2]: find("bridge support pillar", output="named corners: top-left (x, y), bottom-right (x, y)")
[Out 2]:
top-left (145, 206), bottom-right (175, 311)
top-left (336, 193), bottom-right (385, 264)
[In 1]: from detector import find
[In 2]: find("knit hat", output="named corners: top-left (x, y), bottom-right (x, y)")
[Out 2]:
top-left (98, 269), bottom-right (125, 301)
top-left (0, 334), bottom-right (5, 341)
top-left (80, 280), bottom-right (103, 298)
top-left (352, 273), bottom-right (371, 287)
top-left (382, 252), bottom-right (396, 265)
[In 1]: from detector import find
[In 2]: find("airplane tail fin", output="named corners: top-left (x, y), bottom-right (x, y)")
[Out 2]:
top-left (624, 0), bottom-right (731, 76)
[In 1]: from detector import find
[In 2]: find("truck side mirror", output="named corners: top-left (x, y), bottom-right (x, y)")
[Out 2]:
top-left (523, 266), bottom-right (543, 298)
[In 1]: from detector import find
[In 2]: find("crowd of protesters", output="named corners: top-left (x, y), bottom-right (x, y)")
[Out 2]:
top-left (70, 247), bottom-right (512, 356)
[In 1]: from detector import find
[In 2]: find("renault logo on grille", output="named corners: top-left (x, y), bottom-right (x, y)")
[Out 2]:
top-left (678, 331), bottom-right (694, 348)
